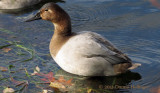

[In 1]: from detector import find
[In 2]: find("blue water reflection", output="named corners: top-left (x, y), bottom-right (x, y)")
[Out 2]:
top-left (0, 0), bottom-right (160, 93)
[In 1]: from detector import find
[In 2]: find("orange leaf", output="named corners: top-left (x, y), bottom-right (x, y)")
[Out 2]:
top-left (0, 66), bottom-right (8, 72)
top-left (65, 78), bottom-right (73, 85)
top-left (57, 76), bottom-right (73, 86)
top-left (150, 86), bottom-right (160, 93)
top-left (58, 76), bottom-right (66, 83)
top-left (150, 0), bottom-right (160, 8)
top-left (2, 47), bottom-right (12, 52)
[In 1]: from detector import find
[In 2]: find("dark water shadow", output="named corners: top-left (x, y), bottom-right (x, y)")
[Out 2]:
top-left (55, 70), bottom-right (141, 92)
top-left (0, 0), bottom-right (65, 15)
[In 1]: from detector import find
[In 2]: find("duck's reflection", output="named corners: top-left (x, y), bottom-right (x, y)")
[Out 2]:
top-left (55, 70), bottom-right (141, 92)
top-left (0, 0), bottom-right (65, 15)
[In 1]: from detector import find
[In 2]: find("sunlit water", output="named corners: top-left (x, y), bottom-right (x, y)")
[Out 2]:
top-left (0, 0), bottom-right (160, 93)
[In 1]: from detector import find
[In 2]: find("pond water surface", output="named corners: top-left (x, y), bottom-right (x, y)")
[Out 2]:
top-left (0, 0), bottom-right (160, 93)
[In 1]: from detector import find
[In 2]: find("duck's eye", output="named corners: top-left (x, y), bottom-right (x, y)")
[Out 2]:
top-left (45, 9), bottom-right (48, 11)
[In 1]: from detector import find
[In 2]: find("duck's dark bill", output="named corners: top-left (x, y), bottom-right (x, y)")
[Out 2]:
top-left (25, 12), bottom-right (41, 22)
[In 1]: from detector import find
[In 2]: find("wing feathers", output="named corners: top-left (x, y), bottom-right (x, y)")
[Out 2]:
top-left (76, 31), bottom-right (131, 64)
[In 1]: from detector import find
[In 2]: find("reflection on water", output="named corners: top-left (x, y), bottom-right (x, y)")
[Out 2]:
top-left (55, 70), bottom-right (141, 93)
top-left (0, 0), bottom-right (65, 15)
top-left (0, 0), bottom-right (160, 93)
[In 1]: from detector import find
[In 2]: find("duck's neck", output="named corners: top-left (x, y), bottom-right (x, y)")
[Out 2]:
top-left (53, 18), bottom-right (72, 36)
top-left (50, 19), bottom-right (72, 57)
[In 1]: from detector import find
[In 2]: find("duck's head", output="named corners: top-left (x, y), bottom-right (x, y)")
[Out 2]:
top-left (26, 2), bottom-right (70, 24)
top-left (26, 2), bottom-right (71, 35)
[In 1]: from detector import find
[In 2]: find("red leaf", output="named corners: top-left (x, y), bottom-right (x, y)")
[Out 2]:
top-left (35, 73), bottom-right (42, 76)
top-left (10, 77), bottom-right (25, 86)
top-left (41, 78), bottom-right (49, 82)
top-left (35, 72), bottom-right (55, 82)
top-left (43, 72), bottom-right (54, 80)
top-left (35, 72), bottom-right (73, 86)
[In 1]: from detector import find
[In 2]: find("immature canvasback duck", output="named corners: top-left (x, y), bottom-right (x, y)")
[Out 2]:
top-left (0, 0), bottom-right (44, 9)
top-left (26, 2), bottom-right (141, 76)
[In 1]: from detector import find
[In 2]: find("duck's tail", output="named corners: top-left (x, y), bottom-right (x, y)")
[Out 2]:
top-left (128, 63), bottom-right (141, 70)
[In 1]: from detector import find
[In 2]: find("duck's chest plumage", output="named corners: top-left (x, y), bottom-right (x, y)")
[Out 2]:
top-left (50, 31), bottom-right (131, 76)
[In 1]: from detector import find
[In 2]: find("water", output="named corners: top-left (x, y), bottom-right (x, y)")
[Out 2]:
top-left (0, 0), bottom-right (160, 93)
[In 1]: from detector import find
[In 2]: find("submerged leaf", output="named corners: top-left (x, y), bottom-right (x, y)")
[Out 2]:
top-left (42, 89), bottom-right (48, 93)
top-left (10, 77), bottom-right (28, 92)
top-left (35, 72), bottom-right (55, 82)
top-left (31, 66), bottom-right (40, 75)
top-left (35, 71), bottom-right (73, 89)
top-left (65, 78), bottom-right (73, 86)
top-left (150, 0), bottom-right (160, 8)
top-left (150, 86), bottom-right (160, 93)
top-left (42, 89), bottom-right (53, 93)
top-left (57, 76), bottom-right (73, 86)
top-left (49, 82), bottom-right (66, 89)
top-left (35, 66), bottom-right (40, 72)
top-left (10, 77), bottom-right (26, 86)
top-left (0, 66), bottom-right (8, 72)
top-left (57, 76), bottom-right (66, 83)
top-left (87, 89), bottom-right (93, 93)
top-left (2, 47), bottom-right (12, 52)
top-left (42, 72), bottom-right (54, 80)
top-left (3, 87), bottom-right (15, 93)
top-left (40, 78), bottom-right (49, 82)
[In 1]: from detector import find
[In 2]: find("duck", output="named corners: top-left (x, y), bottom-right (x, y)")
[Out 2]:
top-left (26, 2), bottom-right (141, 76)
top-left (0, 0), bottom-right (43, 9)
top-left (0, 0), bottom-right (64, 9)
